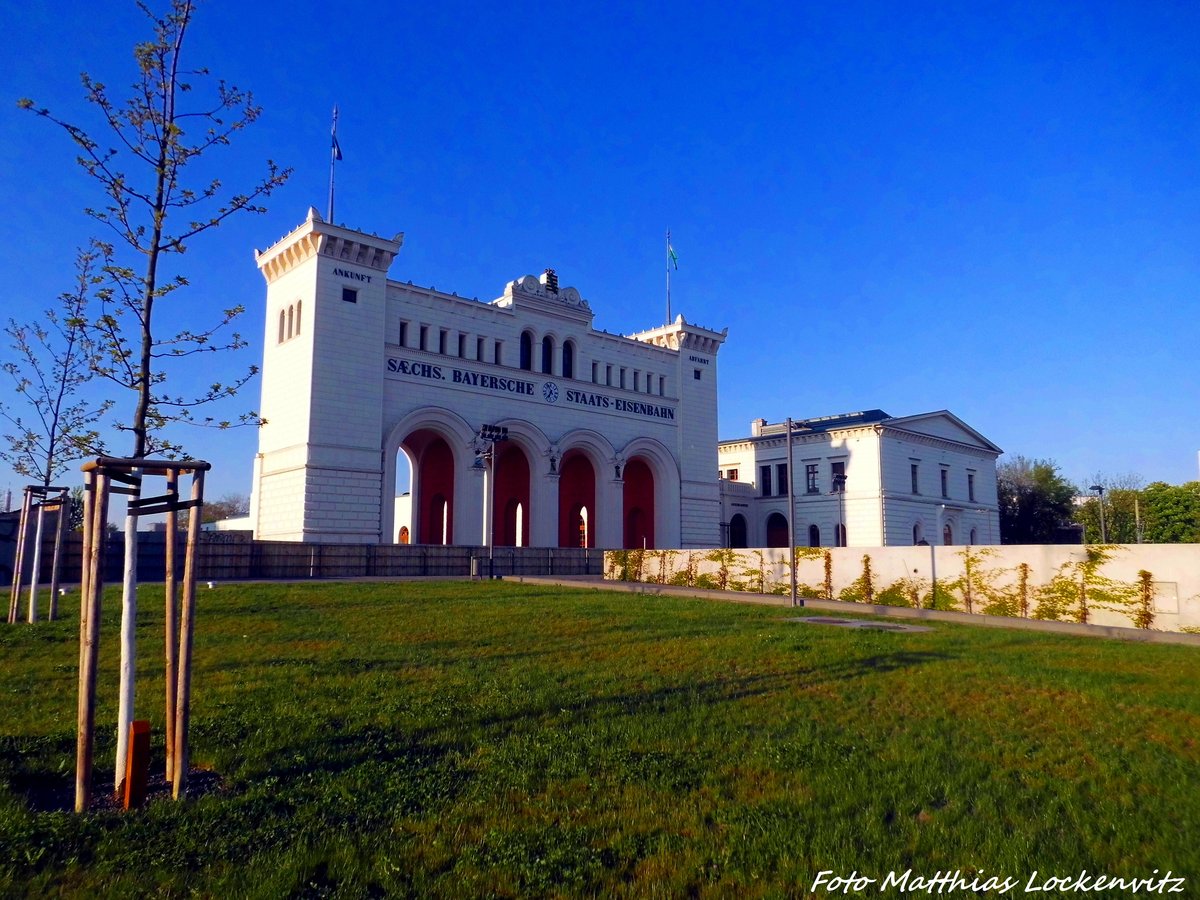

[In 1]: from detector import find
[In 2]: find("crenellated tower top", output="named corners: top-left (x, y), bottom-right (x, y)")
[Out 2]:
top-left (254, 207), bottom-right (403, 284)
top-left (628, 314), bottom-right (728, 355)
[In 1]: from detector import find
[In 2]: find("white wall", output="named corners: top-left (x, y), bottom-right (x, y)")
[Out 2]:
top-left (606, 543), bottom-right (1200, 633)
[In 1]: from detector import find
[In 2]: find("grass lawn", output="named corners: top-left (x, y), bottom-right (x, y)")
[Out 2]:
top-left (1, 580), bottom-right (1198, 898)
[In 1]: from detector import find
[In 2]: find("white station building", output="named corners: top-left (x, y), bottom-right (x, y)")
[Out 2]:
top-left (718, 410), bottom-right (1002, 548)
top-left (249, 208), bottom-right (727, 549)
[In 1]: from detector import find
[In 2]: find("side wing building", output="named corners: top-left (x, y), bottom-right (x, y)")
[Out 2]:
top-left (718, 410), bottom-right (1002, 548)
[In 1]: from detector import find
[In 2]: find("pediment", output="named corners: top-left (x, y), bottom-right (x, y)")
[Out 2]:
top-left (884, 411), bottom-right (1001, 453)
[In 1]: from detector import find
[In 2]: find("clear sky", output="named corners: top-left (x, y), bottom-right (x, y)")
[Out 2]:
top-left (1, 0), bottom-right (1197, 508)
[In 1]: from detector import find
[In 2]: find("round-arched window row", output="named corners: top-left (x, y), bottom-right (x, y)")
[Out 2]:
top-left (278, 300), bottom-right (302, 344)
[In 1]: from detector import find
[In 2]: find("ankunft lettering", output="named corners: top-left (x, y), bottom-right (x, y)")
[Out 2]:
top-left (333, 266), bottom-right (372, 283)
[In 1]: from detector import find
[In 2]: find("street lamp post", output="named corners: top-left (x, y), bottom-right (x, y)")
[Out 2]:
top-left (1089, 484), bottom-right (1107, 543)
top-left (785, 417), bottom-right (801, 608)
top-left (475, 424), bottom-right (509, 577)
top-left (830, 472), bottom-right (847, 547)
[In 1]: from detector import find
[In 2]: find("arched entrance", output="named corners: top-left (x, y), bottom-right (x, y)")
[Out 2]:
top-left (407, 429), bottom-right (455, 544)
top-left (766, 512), bottom-right (788, 548)
top-left (729, 513), bottom-right (748, 548)
top-left (559, 450), bottom-right (596, 547)
top-left (622, 457), bottom-right (655, 549)
top-left (493, 443), bottom-right (531, 547)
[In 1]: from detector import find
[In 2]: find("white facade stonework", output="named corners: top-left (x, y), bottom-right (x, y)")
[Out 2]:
top-left (718, 410), bottom-right (1002, 548)
top-left (251, 209), bottom-right (727, 548)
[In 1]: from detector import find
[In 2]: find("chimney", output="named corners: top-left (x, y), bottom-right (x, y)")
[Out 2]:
top-left (750, 418), bottom-right (767, 437)
top-left (542, 268), bottom-right (559, 294)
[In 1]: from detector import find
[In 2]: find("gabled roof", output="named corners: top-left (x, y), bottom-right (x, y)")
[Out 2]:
top-left (725, 409), bottom-right (1002, 454)
top-left (882, 410), bottom-right (1002, 453)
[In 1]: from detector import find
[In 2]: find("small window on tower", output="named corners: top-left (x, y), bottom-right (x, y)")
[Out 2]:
top-left (694, 369), bottom-right (702, 380)
top-left (342, 287), bottom-right (357, 304)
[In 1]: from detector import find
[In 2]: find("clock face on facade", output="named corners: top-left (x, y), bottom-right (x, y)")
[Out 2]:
top-left (542, 381), bottom-right (559, 403)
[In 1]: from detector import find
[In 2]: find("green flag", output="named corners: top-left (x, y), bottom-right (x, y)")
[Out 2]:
top-left (668, 244), bottom-right (679, 270)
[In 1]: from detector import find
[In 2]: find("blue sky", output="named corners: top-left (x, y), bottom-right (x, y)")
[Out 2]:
top-left (1, 0), bottom-right (1197, 507)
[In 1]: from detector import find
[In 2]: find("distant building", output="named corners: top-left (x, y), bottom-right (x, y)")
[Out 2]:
top-left (717, 410), bottom-right (1002, 548)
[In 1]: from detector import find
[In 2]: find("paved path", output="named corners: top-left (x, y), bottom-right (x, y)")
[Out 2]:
top-left (513, 575), bottom-right (1200, 648)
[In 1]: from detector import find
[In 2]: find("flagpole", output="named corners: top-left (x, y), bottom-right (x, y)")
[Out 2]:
top-left (665, 228), bottom-right (672, 325)
top-left (327, 105), bottom-right (339, 222)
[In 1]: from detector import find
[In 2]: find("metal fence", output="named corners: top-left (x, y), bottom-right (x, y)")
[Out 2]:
top-left (0, 514), bottom-right (602, 583)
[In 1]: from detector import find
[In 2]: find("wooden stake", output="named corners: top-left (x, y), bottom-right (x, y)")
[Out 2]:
top-left (78, 478), bottom-right (95, 682)
top-left (173, 468), bottom-right (203, 800)
top-left (9, 490), bottom-right (31, 624)
top-left (27, 501), bottom-right (46, 623)
top-left (164, 472), bottom-right (178, 783)
top-left (75, 471), bottom-right (109, 813)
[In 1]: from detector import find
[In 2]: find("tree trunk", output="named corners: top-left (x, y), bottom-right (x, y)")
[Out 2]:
top-left (26, 503), bottom-right (46, 623)
top-left (114, 509), bottom-right (139, 797)
top-left (48, 497), bottom-right (68, 620)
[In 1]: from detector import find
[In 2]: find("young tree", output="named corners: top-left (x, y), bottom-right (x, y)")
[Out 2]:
top-left (20, 1), bottom-right (289, 457)
top-left (1, 249), bottom-right (111, 621)
top-left (997, 456), bottom-right (1077, 544)
top-left (20, 0), bottom-right (290, 796)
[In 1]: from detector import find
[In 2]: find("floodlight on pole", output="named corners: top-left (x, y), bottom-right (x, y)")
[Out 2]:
top-left (476, 424), bottom-right (510, 577)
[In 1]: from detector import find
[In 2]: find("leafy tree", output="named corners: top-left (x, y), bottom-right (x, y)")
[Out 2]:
top-left (69, 486), bottom-right (86, 531)
top-left (201, 492), bottom-right (250, 524)
top-left (997, 456), bottom-right (1077, 544)
top-left (19, 0), bottom-right (291, 458)
top-left (1142, 482), bottom-right (1200, 543)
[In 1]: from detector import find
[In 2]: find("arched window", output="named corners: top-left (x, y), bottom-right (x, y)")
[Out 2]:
top-left (295, 300), bottom-right (302, 336)
top-left (808, 524), bottom-right (820, 547)
top-left (541, 335), bottom-right (554, 374)
top-left (278, 310), bottom-right (286, 343)
top-left (943, 523), bottom-right (953, 546)
top-left (287, 305), bottom-right (294, 339)
top-left (912, 522), bottom-right (924, 545)
top-left (969, 527), bottom-right (978, 546)
top-left (835, 523), bottom-right (847, 547)
top-left (519, 331), bottom-right (533, 370)
top-left (562, 341), bottom-right (575, 379)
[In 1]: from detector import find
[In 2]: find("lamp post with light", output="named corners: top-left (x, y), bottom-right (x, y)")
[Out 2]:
top-left (831, 471), bottom-right (847, 547)
top-left (474, 424), bottom-right (509, 577)
top-left (1089, 484), bottom-right (1107, 543)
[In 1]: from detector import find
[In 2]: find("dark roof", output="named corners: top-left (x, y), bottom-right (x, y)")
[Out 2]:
top-left (758, 409), bottom-right (891, 436)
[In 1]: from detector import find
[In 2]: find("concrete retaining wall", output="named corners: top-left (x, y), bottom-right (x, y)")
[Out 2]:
top-left (603, 544), bottom-right (1200, 633)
